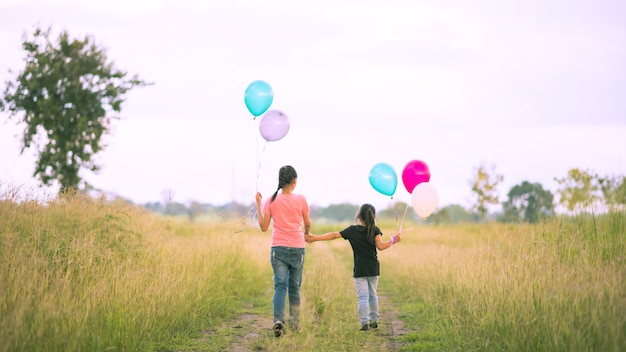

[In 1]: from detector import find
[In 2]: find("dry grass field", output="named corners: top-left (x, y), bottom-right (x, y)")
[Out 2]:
top-left (1, 194), bottom-right (624, 351)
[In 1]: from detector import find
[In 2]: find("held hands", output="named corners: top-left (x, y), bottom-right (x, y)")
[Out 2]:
top-left (305, 234), bottom-right (315, 243)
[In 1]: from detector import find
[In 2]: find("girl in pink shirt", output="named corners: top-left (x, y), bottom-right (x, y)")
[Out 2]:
top-left (256, 165), bottom-right (311, 337)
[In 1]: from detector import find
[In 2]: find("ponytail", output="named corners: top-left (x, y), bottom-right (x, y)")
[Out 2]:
top-left (271, 186), bottom-right (280, 202)
top-left (271, 165), bottom-right (298, 202)
top-left (357, 203), bottom-right (377, 245)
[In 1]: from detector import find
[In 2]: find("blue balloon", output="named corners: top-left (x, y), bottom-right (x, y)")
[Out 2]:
top-left (368, 162), bottom-right (398, 197)
top-left (244, 80), bottom-right (273, 117)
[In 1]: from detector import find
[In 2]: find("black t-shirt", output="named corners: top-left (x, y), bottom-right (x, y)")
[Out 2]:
top-left (340, 225), bottom-right (382, 278)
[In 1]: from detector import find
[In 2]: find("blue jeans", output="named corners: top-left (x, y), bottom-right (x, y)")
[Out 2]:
top-left (270, 246), bottom-right (305, 326)
top-left (355, 276), bottom-right (379, 325)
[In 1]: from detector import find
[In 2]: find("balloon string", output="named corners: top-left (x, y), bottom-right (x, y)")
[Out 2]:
top-left (255, 131), bottom-right (259, 191)
top-left (392, 207), bottom-right (398, 251)
top-left (391, 202), bottom-right (409, 251)
top-left (255, 139), bottom-right (267, 192)
top-left (234, 207), bottom-right (257, 234)
top-left (393, 207), bottom-right (400, 234)
top-left (398, 202), bottom-right (409, 233)
top-left (255, 119), bottom-right (259, 192)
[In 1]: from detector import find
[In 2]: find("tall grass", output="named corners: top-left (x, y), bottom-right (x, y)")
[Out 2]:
top-left (384, 211), bottom-right (625, 351)
top-left (0, 195), bottom-right (269, 352)
top-left (2, 193), bottom-right (624, 351)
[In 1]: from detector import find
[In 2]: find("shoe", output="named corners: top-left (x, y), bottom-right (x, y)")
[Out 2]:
top-left (273, 322), bottom-right (284, 337)
top-left (369, 322), bottom-right (378, 330)
top-left (360, 324), bottom-right (369, 331)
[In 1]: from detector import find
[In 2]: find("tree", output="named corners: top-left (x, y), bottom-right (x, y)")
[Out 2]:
top-left (186, 200), bottom-right (204, 222)
top-left (0, 26), bottom-right (150, 194)
top-left (501, 181), bottom-right (554, 223)
top-left (378, 201), bottom-right (410, 221)
top-left (598, 175), bottom-right (626, 209)
top-left (319, 203), bottom-right (359, 222)
top-left (427, 204), bottom-right (474, 224)
top-left (469, 162), bottom-right (503, 221)
top-left (554, 168), bottom-right (600, 213)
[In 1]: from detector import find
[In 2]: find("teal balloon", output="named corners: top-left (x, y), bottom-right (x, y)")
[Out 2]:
top-left (244, 80), bottom-right (273, 117)
top-left (368, 162), bottom-right (398, 197)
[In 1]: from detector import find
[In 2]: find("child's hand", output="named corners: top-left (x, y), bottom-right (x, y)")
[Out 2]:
top-left (305, 234), bottom-right (315, 243)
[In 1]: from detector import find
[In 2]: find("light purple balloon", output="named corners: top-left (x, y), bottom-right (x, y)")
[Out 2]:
top-left (259, 109), bottom-right (290, 142)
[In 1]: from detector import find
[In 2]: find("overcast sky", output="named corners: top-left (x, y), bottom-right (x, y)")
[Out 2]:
top-left (1, 0), bottom-right (625, 212)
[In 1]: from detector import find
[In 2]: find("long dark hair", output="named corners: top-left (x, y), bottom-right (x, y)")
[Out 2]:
top-left (271, 165), bottom-right (298, 202)
top-left (357, 203), bottom-right (377, 245)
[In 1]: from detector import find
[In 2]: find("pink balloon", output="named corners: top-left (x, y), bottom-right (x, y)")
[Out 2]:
top-left (259, 110), bottom-right (290, 142)
top-left (402, 160), bottom-right (431, 193)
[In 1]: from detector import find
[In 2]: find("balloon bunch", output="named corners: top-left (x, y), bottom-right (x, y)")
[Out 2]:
top-left (244, 80), bottom-right (291, 191)
top-left (368, 159), bottom-right (439, 220)
top-left (244, 80), bottom-right (290, 142)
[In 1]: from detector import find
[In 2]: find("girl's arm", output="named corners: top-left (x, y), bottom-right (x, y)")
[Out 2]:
top-left (375, 232), bottom-right (401, 251)
top-left (302, 211), bottom-right (312, 235)
top-left (306, 231), bottom-right (341, 242)
top-left (256, 192), bottom-right (271, 232)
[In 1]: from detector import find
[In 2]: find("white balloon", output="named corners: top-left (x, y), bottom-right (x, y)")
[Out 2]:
top-left (411, 182), bottom-right (439, 218)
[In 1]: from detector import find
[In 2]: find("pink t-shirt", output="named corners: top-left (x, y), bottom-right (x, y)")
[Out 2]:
top-left (263, 193), bottom-right (309, 248)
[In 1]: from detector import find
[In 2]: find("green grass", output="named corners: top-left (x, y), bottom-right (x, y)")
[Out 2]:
top-left (1, 194), bottom-right (624, 351)
top-left (0, 195), bottom-right (268, 352)
top-left (383, 216), bottom-right (626, 351)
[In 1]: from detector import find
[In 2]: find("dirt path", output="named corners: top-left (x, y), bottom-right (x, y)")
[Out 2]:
top-left (378, 294), bottom-right (411, 351)
top-left (229, 313), bottom-right (275, 352)
top-left (221, 294), bottom-right (410, 351)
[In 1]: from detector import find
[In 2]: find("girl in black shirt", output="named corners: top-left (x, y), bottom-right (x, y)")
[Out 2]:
top-left (305, 203), bottom-right (401, 331)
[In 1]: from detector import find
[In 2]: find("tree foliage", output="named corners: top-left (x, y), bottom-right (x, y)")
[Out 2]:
top-left (319, 203), bottom-right (359, 222)
top-left (598, 175), bottom-right (626, 209)
top-left (501, 181), bottom-right (554, 223)
top-left (427, 204), bottom-right (474, 224)
top-left (469, 162), bottom-right (503, 221)
top-left (554, 168), bottom-right (600, 213)
top-left (0, 26), bottom-right (150, 193)
top-left (378, 201), bottom-right (410, 221)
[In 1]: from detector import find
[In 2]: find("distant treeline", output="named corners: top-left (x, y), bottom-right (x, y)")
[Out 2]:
top-left (136, 200), bottom-right (495, 224)
top-left (141, 167), bottom-right (625, 224)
